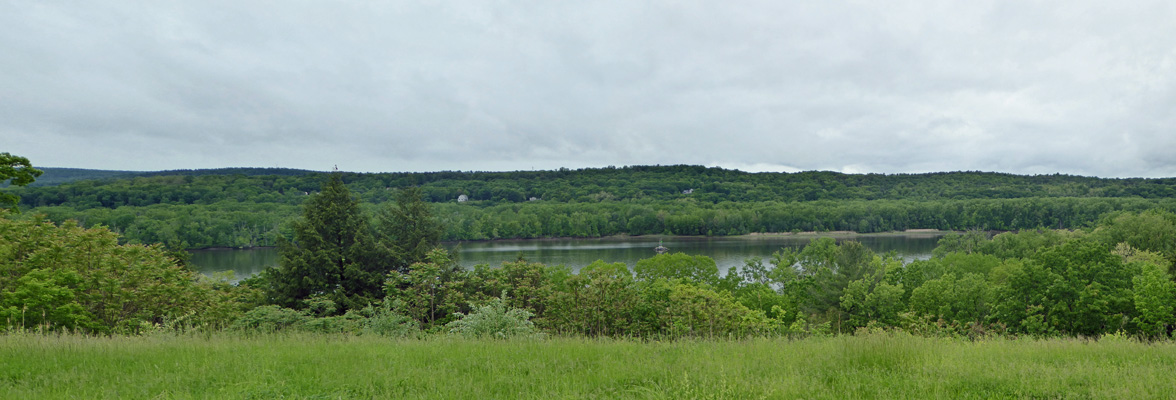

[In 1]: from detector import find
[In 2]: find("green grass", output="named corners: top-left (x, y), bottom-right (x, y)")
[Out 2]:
top-left (3, 332), bottom-right (1175, 399)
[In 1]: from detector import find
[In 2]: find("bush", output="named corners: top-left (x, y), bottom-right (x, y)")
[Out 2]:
top-left (230, 302), bottom-right (421, 336)
top-left (447, 294), bottom-right (540, 339)
top-left (359, 301), bottom-right (419, 338)
top-left (230, 305), bottom-right (310, 333)
top-left (663, 283), bottom-right (768, 338)
top-left (0, 214), bottom-right (238, 334)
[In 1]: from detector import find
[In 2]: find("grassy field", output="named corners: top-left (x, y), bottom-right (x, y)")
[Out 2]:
top-left (3, 332), bottom-right (1175, 399)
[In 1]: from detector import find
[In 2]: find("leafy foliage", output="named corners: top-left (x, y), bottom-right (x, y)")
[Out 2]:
top-left (358, 302), bottom-right (420, 338)
top-left (1131, 262), bottom-right (1176, 338)
top-left (0, 152), bottom-right (43, 210)
top-left (1093, 210), bottom-right (1176, 272)
top-left (14, 165), bottom-right (1176, 248)
top-left (634, 253), bottom-right (720, 287)
top-left (228, 301), bottom-right (418, 336)
top-left (11, 163), bottom-right (1176, 341)
top-left (662, 283), bottom-right (768, 338)
top-left (545, 260), bottom-right (640, 336)
top-left (230, 305), bottom-right (314, 333)
top-left (446, 294), bottom-right (539, 339)
top-left (383, 248), bottom-right (467, 329)
top-left (0, 212), bottom-right (245, 333)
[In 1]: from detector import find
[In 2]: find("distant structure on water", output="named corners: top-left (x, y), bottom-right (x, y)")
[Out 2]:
top-left (654, 240), bottom-right (669, 254)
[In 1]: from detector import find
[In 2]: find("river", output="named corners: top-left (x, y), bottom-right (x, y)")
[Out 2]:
top-left (189, 233), bottom-right (947, 282)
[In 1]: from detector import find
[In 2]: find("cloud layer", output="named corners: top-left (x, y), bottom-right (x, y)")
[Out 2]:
top-left (3, 1), bottom-right (1174, 177)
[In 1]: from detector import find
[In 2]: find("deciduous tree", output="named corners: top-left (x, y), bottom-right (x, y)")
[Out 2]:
top-left (0, 152), bottom-right (43, 210)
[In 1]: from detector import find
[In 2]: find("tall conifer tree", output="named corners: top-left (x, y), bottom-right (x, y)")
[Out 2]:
top-left (376, 186), bottom-right (442, 270)
top-left (266, 173), bottom-right (384, 311)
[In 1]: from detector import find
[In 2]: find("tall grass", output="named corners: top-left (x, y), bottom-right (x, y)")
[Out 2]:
top-left (3, 331), bottom-right (1175, 399)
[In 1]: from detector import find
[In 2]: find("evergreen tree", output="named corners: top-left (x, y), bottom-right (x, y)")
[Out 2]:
top-left (266, 174), bottom-right (385, 312)
top-left (376, 186), bottom-right (442, 270)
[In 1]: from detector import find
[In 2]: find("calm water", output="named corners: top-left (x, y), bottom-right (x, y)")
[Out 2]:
top-left (451, 234), bottom-right (943, 272)
top-left (190, 234), bottom-right (946, 282)
top-left (188, 247), bottom-right (279, 282)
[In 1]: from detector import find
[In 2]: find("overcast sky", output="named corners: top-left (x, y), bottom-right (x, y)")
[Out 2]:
top-left (2, 1), bottom-right (1174, 177)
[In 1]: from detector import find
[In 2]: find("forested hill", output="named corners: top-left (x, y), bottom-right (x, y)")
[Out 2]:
top-left (14, 167), bottom-right (317, 188)
top-left (2, 168), bottom-right (138, 187)
top-left (7, 165), bottom-right (1176, 248)
top-left (10, 165), bottom-right (1176, 208)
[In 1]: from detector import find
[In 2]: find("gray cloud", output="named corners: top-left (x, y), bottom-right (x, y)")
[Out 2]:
top-left (2, 1), bottom-right (1175, 177)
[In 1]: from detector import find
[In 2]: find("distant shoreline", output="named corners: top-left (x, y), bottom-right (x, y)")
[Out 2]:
top-left (183, 230), bottom-right (957, 250)
top-left (742, 229), bottom-right (950, 238)
top-left (441, 229), bottom-right (955, 244)
top-left (188, 246), bottom-right (277, 252)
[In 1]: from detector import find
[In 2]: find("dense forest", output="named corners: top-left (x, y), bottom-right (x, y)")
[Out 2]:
top-left (3, 155), bottom-right (1176, 341)
top-left (5, 185), bottom-right (1176, 339)
top-left (18, 165), bottom-right (1176, 205)
top-left (5, 165), bottom-right (1176, 249)
top-left (2, 158), bottom-right (1176, 341)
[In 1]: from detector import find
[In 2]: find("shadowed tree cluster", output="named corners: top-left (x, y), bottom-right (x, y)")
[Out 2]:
top-left (261, 174), bottom-right (442, 313)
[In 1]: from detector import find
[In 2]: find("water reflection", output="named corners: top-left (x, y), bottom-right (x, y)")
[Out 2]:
top-left (449, 234), bottom-right (944, 274)
top-left (190, 234), bottom-right (945, 282)
top-left (188, 248), bottom-right (278, 283)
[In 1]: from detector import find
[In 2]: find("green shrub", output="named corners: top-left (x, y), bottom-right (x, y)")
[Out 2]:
top-left (359, 302), bottom-right (419, 338)
top-left (300, 315), bottom-right (363, 334)
top-left (447, 294), bottom-right (539, 339)
top-left (664, 283), bottom-right (767, 338)
top-left (0, 214), bottom-right (239, 334)
top-left (230, 302), bottom-right (419, 336)
top-left (634, 253), bottom-right (719, 287)
top-left (546, 260), bottom-right (640, 337)
top-left (230, 305), bottom-right (310, 333)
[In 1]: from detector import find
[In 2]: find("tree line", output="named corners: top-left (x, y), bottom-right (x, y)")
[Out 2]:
top-left (14, 165), bottom-right (1176, 208)
top-left (8, 165), bottom-right (1176, 248)
top-left (435, 197), bottom-right (1176, 239)
top-left (5, 166), bottom-right (1176, 340)
top-left (15, 196), bottom-right (1176, 247)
